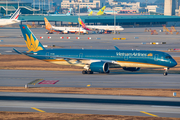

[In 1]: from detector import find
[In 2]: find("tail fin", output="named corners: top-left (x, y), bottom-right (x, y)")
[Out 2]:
top-left (19, 25), bottom-right (44, 52)
top-left (78, 18), bottom-right (91, 31)
top-left (66, 8), bottom-right (72, 16)
top-left (87, 5), bottom-right (92, 13)
top-left (44, 17), bottom-right (52, 30)
top-left (88, 11), bottom-right (93, 16)
top-left (10, 8), bottom-right (20, 20)
top-left (54, 6), bottom-right (60, 14)
top-left (97, 6), bottom-right (106, 15)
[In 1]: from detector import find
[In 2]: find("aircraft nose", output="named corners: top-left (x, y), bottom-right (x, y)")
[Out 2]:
top-left (171, 59), bottom-right (177, 67)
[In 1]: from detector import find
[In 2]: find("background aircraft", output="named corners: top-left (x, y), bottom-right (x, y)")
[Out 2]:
top-left (49, 8), bottom-right (72, 16)
top-left (15, 25), bottom-right (177, 76)
top-left (0, 8), bottom-right (21, 26)
top-left (87, 5), bottom-right (117, 15)
top-left (87, 6), bottom-right (106, 16)
top-left (78, 18), bottom-right (124, 33)
top-left (44, 17), bottom-right (87, 34)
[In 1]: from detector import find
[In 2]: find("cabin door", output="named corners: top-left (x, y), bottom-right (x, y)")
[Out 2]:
top-left (79, 53), bottom-right (83, 58)
top-left (46, 52), bottom-right (49, 59)
top-left (124, 55), bottom-right (128, 60)
top-left (154, 54), bottom-right (158, 61)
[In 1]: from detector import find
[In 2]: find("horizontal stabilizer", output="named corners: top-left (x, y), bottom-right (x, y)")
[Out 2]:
top-left (13, 48), bottom-right (22, 54)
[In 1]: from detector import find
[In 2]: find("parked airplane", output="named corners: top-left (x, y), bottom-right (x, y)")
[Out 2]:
top-left (44, 17), bottom-right (87, 34)
top-left (14, 24), bottom-right (177, 75)
top-left (87, 5), bottom-right (117, 15)
top-left (49, 8), bottom-right (72, 16)
top-left (87, 6), bottom-right (106, 15)
top-left (0, 8), bottom-right (21, 26)
top-left (78, 18), bottom-right (124, 32)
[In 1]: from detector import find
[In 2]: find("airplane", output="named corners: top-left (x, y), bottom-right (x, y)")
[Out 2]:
top-left (44, 17), bottom-right (87, 34)
top-left (78, 18), bottom-right (124, 32)
top-left (0, 8), bottom-right (21, 26)
top-left (87, 5), bottom-right (117, 15)
top-left (49, 8), bottom-right (72, 16)
top-left (14, 24), bottom-right (177, 76)
top-left (87, 6), bottom-right (106, 16)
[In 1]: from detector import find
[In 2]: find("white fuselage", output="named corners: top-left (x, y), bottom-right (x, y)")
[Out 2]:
top-left (52, 26), bottom-right (87, 33)
top-left (86, 25), bottom-right (124, 31)
top-left (0, 19), bottom-right (20, 26)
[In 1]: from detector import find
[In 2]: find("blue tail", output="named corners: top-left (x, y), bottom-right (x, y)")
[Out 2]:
top-left (66, 8), bottom-right (72, 16)
top-left (54, 6), bottom-right (60, 14)
top-left (87, 5), bottom-right (92, 13)
top-left (19, 25), bottom-right (44, 52)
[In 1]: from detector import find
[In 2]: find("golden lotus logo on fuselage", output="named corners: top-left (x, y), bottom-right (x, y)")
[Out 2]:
top-left (147, 53), bottom-right (153, 56)
top-left (25, 34), bottom-right (43, 52)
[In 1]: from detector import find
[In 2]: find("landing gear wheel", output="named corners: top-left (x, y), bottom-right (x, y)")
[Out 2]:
top-left (82, 70), bottom-right (87, 74)
top-left (87, 71), bottom-right (93, 74)
top-left (163, 72), bottom-right (168, 76)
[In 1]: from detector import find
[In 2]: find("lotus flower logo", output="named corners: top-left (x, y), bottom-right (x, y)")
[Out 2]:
top-left (147, 53), bottom-right (153, 56)
top-left (25, 34), bottom-right (43, 52)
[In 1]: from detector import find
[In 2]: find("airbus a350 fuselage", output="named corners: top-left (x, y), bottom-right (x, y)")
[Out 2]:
top-left (15, 25), bottom-right (177, 75)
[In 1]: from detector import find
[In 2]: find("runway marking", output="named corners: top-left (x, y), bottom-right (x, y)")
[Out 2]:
top-left (31, 107), bottom-right (45, 112)
top-left (140, 111), bottom-right (158, 117)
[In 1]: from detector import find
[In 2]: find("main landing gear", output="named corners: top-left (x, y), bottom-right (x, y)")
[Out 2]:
top-left (163, 68), bottom-right (169, 76)
top-left (82, 70), bottom-right (93, 74)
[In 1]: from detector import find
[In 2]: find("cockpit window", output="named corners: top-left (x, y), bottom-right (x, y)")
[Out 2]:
top-left (165, 56), bottom-right (172, 59)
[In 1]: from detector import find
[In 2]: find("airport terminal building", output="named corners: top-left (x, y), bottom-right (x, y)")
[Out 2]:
top-left (19, 14), bottom-right (180, 27)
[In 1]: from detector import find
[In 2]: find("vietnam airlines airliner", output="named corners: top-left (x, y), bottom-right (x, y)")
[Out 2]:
top-left (14, 25), bottom-right (177, 76)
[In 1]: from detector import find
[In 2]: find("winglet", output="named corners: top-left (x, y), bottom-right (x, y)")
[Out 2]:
top-left (114, 46), bottom-right (119, 50)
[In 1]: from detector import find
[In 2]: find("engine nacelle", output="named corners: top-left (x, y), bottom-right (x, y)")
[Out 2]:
top-left (123, 67), bottom-right (140, 71)
top-left (90, 62), bottom-right (109, 73)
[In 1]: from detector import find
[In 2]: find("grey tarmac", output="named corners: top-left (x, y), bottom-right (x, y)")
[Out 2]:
top-left (0, 92), bottom-right (180, 118)
top-left (0, 70), bottom-right (180, 89)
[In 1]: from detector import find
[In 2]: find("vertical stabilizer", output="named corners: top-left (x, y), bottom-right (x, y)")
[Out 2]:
top-left (19, 25), bottom-right (44, 52)
top-left (66, 8), bottom-right (72, 16)
top-left (97, 6), bottom-right (106, 15)
top-left (54, 6), bottom-right (60, 14)
top-left (44, 17), bottom-right (52, 30)
top-left (78, 18), bottom-right (91, 31)
top-left (10, 8), bottom-right (20, 20)
top-left (87, 5), bottom-right (92, 13)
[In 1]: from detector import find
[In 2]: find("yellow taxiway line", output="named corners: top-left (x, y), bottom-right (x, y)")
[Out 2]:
top-left (31, 107), bottom-right (45, 112)
top-left (140, 111), bottom-right (158, 117)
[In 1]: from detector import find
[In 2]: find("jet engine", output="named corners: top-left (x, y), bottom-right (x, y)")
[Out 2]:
top-left (123, 67), bottom-right (140, 71)
top-left (90, 62), bottom-right (109, 73)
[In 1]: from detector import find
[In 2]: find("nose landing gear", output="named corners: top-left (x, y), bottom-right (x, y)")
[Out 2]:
top-left (163, 68), bottom-right (169, 76)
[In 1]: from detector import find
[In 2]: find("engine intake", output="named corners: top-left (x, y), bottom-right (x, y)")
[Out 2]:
top-left (123, 67), bottom-right (140, 71)
top-left (90, 62), bottom-right (109, 73)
